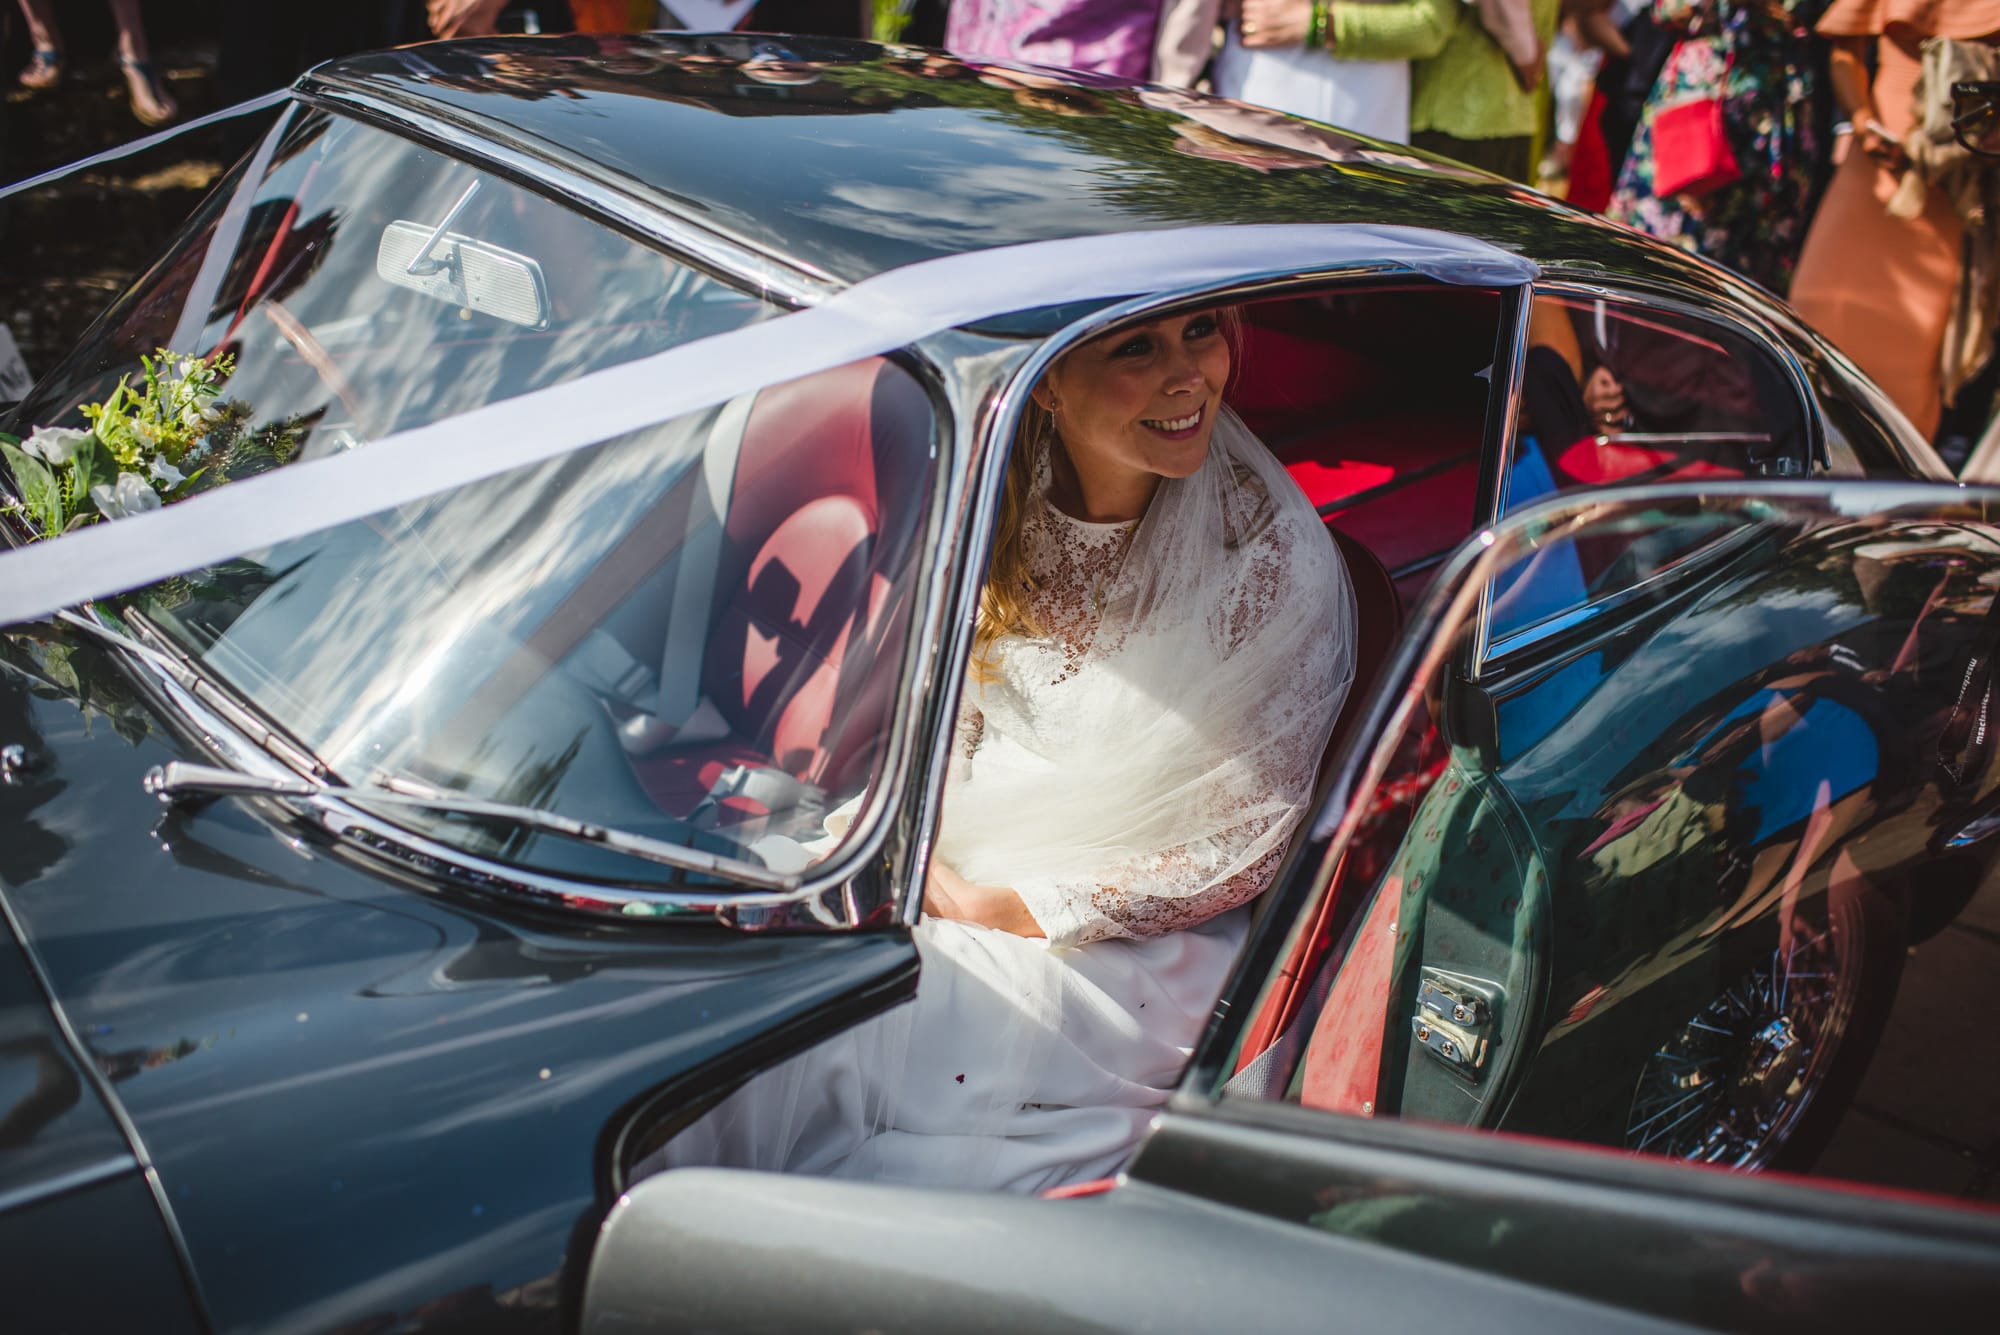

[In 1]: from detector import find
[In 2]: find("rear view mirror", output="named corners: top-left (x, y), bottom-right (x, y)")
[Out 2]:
top-left (376, 220), bottom-right (550, 329)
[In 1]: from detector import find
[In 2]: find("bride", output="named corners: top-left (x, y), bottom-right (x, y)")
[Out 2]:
top-left (641, 307), bottom-right (1355, 1193)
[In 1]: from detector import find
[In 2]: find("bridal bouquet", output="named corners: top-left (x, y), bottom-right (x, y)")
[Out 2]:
top-left (0, 349), bottom-right (234, 539)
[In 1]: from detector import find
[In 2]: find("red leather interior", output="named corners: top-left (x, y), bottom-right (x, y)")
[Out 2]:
top-left (1298, 867), bottom-right (1403, 1114)
top-left (1553, 437), bottom-right (1744, 486)
top-left (632, 357), bottom-right (933, 819)
top-left (1229, 297), bottom-right (1489, 606)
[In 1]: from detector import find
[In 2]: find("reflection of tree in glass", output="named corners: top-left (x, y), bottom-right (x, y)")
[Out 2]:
top-left (814, 57), bottom-right (1644, 262)
top-left (0, 627), bottom-right (154, 749)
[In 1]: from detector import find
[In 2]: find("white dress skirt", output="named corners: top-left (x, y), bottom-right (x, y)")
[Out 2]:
top-left (642, 908), bottom-right (1249, 1194)
top-left (636, 418), bottom-right (1352, 1195)
top-left (1211, 28), bottom-right (1412, 142)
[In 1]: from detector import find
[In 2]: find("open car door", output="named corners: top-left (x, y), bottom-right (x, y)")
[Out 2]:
top-left (584, 482), bottom-right (2000, 1333)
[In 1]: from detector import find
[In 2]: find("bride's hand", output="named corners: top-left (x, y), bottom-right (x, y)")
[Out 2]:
top-left (923, 861), bottom-right (1047, 938)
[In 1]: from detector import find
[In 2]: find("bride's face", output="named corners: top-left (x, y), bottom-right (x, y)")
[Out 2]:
top-left (1039, 309), bottom-right (1231, 486)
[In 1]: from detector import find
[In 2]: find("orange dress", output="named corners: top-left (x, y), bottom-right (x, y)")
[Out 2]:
top-left (1788, 0), bottom-right (2000, 439)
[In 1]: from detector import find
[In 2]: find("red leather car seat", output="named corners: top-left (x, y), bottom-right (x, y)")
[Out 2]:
top-left (1228, 300), bottom-right (1487, 607)
top-left (1325, 525), bottom-right (1406, 757)
top-left (631, 357), bottom-right (933, 821)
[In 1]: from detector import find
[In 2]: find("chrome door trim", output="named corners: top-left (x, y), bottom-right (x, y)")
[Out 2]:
top-left (1470, 272), bottom-right (1830, 676)
top-left (1526, 271), bottom-right (1826, 472)
top-left (1470, 284), bottom-right (1534, 671)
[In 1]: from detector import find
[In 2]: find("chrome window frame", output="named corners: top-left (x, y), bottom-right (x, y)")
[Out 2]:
top-left (1471, 274), bottom-right (1827, 678)
top-left (930, 265), bottom-right (1534, 928)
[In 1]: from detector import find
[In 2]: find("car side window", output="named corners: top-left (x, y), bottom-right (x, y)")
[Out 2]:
top-left (1487, 291), bottom-right (1811, 651)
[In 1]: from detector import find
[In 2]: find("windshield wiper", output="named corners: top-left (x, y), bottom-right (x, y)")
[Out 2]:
top-left (142, 759), bottom-right (801, 891)
top-left (54, 608), bottom-right (335, 783)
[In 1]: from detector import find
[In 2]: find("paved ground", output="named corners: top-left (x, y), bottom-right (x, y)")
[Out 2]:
top-left (1816, 867), bottom-right (2000, 1204)
top-left (1, 32), bottom-right (226, 386)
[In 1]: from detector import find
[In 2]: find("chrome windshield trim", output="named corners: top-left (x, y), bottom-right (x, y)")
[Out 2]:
top-left (308, 802), bottom-right (823, 913)
top-left (292, 81), bottom-right (838, 308)
top-left (65, 581), bottom-right (860, 921)
top-left (60, 608), bottom-right (335, 785)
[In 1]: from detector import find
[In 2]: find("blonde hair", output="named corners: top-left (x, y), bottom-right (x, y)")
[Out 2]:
top-left (972, 308), bottom-right (1241, 679)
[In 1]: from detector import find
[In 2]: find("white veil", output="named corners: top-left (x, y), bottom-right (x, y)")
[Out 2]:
top-left (940, 405), bottom-right (1355, 940)
top-left (634, 405), bottom-right (1355, 1194)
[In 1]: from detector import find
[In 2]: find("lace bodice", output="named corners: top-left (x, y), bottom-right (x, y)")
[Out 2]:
top-left (942, 436), bottom-right (1351, 949)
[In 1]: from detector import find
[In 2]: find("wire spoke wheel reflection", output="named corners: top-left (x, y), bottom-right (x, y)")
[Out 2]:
top-left (1626, 902), bottom-right (1861, 1168)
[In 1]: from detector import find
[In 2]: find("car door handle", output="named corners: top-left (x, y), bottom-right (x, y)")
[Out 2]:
top-left (1411, 968), bottom-right (1502, 1082)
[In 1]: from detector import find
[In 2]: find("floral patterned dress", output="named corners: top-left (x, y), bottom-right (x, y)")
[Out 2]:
top-left (1607, 0), bottom-right (1833, 294)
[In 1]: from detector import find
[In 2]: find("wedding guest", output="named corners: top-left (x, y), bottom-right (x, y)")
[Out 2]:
top-left (11, 0), bottom-right (176, 126)
top-left (946, 0), bottom-right (1165, 78)
top-left (1405, 0), bottom-right (1561, 182)
top-left (427, 0), bottom-right (576, 36)
top-left (1173, 0), bottom-right (1454, 141)
top-left (1789, 0), bottom-right (2000, 439)
top-left (1604, 0), bottom-right (1832, 295)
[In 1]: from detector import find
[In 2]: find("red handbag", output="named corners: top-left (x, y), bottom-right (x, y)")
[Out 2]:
top-left (1650, 42), bottom-right (1741, 199)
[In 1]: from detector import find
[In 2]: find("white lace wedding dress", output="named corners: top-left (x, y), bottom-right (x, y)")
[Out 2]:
top-left (638, 411), bottom-right (1354, 1193)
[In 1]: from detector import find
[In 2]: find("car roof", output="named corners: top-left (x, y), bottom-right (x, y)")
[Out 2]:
top-left (305, 32), bottom-right (1736, 304)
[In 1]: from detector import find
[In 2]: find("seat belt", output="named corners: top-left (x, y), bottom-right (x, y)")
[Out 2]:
top-left (687, 763), bottom-right (820, 831)
top-left (619, 387), bottom-right (756, 753)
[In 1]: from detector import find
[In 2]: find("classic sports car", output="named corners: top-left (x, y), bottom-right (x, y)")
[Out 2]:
top-left (3, 30), bottom-right (1999, 1335)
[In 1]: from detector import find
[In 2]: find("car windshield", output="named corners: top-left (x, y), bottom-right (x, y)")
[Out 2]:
top-left (2, 108), bottom-right (939, 889)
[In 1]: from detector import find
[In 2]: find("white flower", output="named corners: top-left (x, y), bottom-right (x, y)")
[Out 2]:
top-left (176, 356), bottom-right (199, 381)
top-left (148, 456), bottom-right (185, 487)
top-left (21, 425), bottom-right (93, 465)
top-left (90, 472), bottom-right (163, 520)
top-left (133, 419), bottom-right (161, 447)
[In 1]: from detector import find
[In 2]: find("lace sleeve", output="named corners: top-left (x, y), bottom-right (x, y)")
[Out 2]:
top-left (1012, 516), bottom-right (1349, 948)
top-left (1011, 805), bottom-right (1297, 947)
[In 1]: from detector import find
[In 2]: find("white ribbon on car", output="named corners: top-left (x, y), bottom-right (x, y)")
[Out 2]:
top-left (0, 90), bottom-right (289, 204)
top-left (0, 223), bottom-right (1535, 627)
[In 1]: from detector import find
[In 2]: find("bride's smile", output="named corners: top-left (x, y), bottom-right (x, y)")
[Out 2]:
top-left (1034, 309), bottom-right (1232, 522)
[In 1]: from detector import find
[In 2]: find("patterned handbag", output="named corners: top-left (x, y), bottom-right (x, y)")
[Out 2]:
top-left (1651, 38), bottom-right (1741, 199)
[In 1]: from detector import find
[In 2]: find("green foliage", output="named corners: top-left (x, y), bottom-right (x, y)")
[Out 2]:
top-left (872, 0), bottom-right (913, 42)
top-left (1, 348), bottom-right (257, 541)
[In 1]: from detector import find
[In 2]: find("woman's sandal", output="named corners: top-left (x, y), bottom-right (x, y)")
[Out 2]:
top-left (118, 55), bottom-right (178, 128)
top-left (17, 47), bottom-right (62, 91)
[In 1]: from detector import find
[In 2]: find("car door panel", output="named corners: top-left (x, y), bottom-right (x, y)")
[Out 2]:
top-left (582, 1163), bottom-right (1700, 1335)
top-left (1, 896), bottom-right (200, 1335)
top-left (2, 1170), bottom-right (205, 1335)
top-left (1129, 1104), bottom-right (2000, 1334)
top-left (1194, 484), bottom-right (2000, 1324)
